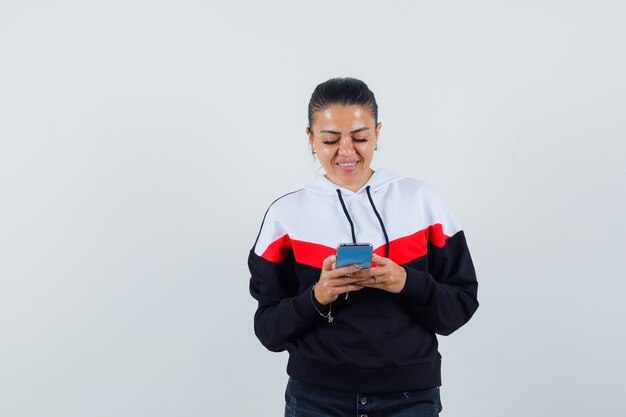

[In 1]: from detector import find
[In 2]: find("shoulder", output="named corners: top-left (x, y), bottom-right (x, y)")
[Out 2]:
top-left (372, 167), bottom-right (437, 194)
top-left (395, 176), bottom-right (434, 192)
top-left (388, 175), bottom-right (447, 205)
top-left (262, 188), bottom-right (306, 219)
top-left (384, 174), bottom-right (462, 236)
top-left (251, 188), bottom-right (304, 255)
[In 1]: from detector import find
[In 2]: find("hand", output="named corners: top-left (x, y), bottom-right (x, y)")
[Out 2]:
top-left (314, 255), bottom-right (369, 305)
top-left (351, 254), bottom-right (407, 294)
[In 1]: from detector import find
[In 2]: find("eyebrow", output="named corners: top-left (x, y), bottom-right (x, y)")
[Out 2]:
top-left (319, 127), bottom-right (370, 135)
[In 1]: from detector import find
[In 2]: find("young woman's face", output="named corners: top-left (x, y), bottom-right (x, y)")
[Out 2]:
top-left (307, 105), bottom-right (381, 192)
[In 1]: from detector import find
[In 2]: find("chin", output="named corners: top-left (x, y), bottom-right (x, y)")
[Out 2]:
top-left (334, 172), bottom-right (365, 189)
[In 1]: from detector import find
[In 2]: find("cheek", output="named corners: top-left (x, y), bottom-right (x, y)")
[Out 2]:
top-left (318, 148), bottom-right (337, 162)
top-left (356, 144), bottom-right (375, 158)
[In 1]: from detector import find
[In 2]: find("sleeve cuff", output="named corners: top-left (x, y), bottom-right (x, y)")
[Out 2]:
top-left (292, 284), bottom-right (329, 321)
top-left (398, 266), bottom-right (433, 305)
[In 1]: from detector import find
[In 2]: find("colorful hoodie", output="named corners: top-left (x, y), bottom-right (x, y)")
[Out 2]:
top-left (249, 168), bottom-right (478, 393)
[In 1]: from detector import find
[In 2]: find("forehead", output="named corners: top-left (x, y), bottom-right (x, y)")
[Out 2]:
top-left (313, 105), bottom-right (375, 131)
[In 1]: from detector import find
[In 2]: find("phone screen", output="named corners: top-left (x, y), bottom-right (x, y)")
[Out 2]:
top-left (336, 243), bottom-right (373, 269)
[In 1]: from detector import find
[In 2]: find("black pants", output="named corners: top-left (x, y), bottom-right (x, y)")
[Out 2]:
top-left (285, 378), bottom-right (442, 417)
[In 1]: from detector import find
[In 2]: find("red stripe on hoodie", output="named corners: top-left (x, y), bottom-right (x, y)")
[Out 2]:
top-left (260, 224), bottom-right (449, 268)
top-left (261, 234), bottom-right (292, 262)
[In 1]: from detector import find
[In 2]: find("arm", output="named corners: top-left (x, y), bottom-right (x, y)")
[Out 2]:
top-left (249, 250), bottom-right (369, 351)
top-left (248, 249), bottom-right (322, 352)
top-left (398, 231), bottom-right (479, 335)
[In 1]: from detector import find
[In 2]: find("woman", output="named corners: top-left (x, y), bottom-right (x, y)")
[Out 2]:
top-left (249, 77), bottom-right (478, 417)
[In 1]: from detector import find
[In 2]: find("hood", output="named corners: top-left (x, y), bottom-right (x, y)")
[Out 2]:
top-left (304, 167), bottom-right (405, 196)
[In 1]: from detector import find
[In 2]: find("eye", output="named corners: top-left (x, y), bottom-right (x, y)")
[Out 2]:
top-left (322, 139), bottom-right (339, 145)
top-left (352, 137), bottom-right (368, 143)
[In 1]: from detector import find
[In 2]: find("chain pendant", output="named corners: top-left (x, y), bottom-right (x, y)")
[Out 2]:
top-left (328, 314), bottom-right (334, 323)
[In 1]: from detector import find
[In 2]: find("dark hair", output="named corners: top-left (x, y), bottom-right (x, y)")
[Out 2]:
top-left (307, 77), bottom-right (378, 128)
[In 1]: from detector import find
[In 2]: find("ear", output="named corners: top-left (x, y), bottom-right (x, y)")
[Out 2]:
top-left (374, 122), bottom-right (382, 142)
top-left (306, 127), bottom-right (314, 147)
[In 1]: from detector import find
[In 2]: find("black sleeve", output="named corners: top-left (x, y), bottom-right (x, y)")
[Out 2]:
top-left (248, 249), bottom-right (326, 352)
top-left (398, 231), bottom-right (479, 335)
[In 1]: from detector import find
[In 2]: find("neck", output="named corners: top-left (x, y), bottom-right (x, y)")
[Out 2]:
top-left (328, 169), bottom-right (375, 192)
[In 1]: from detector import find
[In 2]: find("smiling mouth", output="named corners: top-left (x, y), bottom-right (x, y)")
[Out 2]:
top-left (337, 161), bottom-right (359, 171)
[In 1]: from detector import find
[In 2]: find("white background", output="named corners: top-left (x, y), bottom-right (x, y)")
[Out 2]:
top-left (1, 1), bottom-right (625, 416)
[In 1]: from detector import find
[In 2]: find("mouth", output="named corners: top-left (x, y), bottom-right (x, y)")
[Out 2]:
top-left (336, 160), bottom-right (359, 172)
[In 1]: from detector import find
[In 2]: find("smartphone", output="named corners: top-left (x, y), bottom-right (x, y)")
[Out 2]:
top-left (336, 243), bottom-right (373, 269)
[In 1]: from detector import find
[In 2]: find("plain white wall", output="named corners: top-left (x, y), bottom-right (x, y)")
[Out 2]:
top-left (1, 1), bottom-right (625, 416)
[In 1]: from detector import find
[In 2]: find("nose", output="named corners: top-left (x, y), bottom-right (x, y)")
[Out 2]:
top-left (338, 138), bottom-right (355, 156)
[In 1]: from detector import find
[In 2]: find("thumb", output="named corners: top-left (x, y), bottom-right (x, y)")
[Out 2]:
top-left (372, 254), bottom-right (386, 266)
top-left (322, 254), bottom-right (337, 270)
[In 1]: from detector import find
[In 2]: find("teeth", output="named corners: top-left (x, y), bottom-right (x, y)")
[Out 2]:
top-left (338, 162), bottom-right (357, 167)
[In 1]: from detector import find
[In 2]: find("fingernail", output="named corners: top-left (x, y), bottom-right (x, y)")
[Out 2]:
top-left (354, 264), bottom-right (362, 270)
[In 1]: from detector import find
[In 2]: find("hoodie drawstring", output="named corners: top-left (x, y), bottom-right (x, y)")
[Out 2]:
top-left (366, 186), bottom-right (390, 258)
top-left (336, 189), bottom-right (357, 244)
top-left (335, 186), bottom-right (390, 258)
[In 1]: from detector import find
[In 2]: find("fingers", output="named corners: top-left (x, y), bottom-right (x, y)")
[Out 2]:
top-left (350, 261), bottom-right (387, 278)
top-left (339, 275), bottom-right (371, 285)
top-left (326, 271), bottom-right (370, 286)
top-left (335, 264), bottom-right (364, 278)
top-left (322, 254), bottom-right (405, 294)
top-left (315, 275), bottom-right (366, 304)
top-left (322, 255), bottom-right (363, 276)
top-left (317, 255), bottom-right (383, 304)
top-left (358, 275), bottom-right (383, 287)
